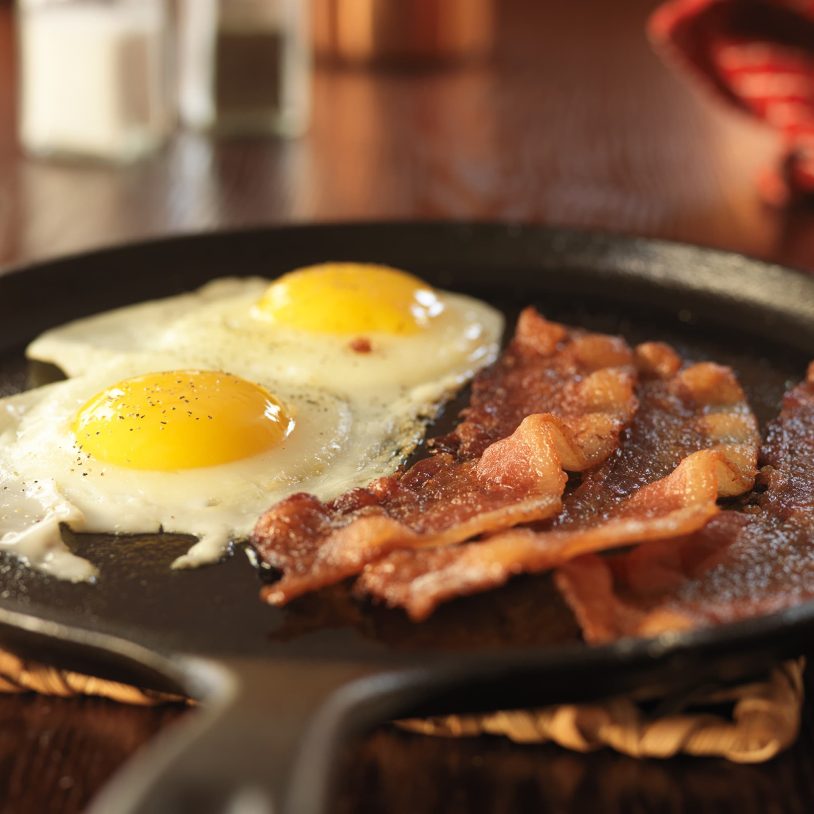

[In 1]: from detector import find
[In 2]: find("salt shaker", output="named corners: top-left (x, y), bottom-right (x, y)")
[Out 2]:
top-left (17, 0), bottom-right (174, 163)
top-left (177, 0), bottom-right (311, 137)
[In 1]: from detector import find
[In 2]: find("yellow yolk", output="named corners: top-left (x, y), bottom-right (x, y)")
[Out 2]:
top-left (72, 370), bottom-right (292, 471)
top-left (254, 263), bottom-right (444, 335)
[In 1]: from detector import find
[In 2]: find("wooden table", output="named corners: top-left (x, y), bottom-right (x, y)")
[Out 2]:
top-left (2, 0), bottom-right (814, 811)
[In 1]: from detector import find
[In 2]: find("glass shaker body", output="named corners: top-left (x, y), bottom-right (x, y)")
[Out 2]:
top-left (178, 0), bottom-right (310, 138)
top-left (17, 0), bottom-right (174, 163)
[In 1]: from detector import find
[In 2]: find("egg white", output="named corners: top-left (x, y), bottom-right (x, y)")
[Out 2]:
top-left (13, 276), bottom-right (504, 581)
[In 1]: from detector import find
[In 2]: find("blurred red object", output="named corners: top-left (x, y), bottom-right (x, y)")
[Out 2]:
top-left (649, 0), bottom-right (814, 206)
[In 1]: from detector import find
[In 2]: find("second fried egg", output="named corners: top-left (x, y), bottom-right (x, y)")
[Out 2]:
top-left (27, 263), bottom-right (504, 397)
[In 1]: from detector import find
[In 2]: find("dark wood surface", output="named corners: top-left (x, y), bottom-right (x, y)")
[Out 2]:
top-left (2, 0), bottom-right (814, 811)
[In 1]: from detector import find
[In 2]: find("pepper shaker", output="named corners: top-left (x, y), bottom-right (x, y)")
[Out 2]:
top-left (177, 0), bottom-right (311, 137)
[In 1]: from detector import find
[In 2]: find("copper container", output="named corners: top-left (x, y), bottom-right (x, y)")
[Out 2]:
top-left (313, 0), bottom-right (495, 66)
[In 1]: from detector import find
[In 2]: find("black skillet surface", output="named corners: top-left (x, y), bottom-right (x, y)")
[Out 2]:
top-left (2, 223), bottom-right (814, 814)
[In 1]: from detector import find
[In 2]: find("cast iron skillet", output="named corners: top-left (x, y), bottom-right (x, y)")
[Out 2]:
top-left (2, 223), bottom-right (814, 814)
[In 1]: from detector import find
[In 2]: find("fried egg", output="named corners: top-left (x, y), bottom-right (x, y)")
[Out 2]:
top-left (5, 265), bottom-right (503, 581)
top-left (27, 263), bottom-right (503, 396)
top-left (0, 350), bottom-right (471, 581)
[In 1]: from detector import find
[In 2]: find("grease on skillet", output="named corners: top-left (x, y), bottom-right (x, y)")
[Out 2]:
top-left (0, 292), bottom-right (807, 659)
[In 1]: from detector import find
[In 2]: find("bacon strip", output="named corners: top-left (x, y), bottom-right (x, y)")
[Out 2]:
top-left (556, 364), bottom-right (814, 643)
top-left (252, 311), bottom-right (637, 606)
top-left (357, 351), bottom-right (759, 620)
top-left (431, 307), bottom-right (635, 463)
top-left (257, 415), bottom-right (567, 605)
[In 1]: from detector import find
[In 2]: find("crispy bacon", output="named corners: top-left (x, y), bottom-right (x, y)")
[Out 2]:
top-left (257, 415), bottom-right (567, 604)
top-left (431, 307), bottom-right (635, 462)
top-left (252, 311), bottom-right (637, 606)
top-left (357, 353), bottom-right (759, 620)
top-left (556, 364), bottom-right (814, 643)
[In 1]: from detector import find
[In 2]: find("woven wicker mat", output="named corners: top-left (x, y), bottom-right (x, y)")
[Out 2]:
top-left (0, 650), bottom-right (802, 763)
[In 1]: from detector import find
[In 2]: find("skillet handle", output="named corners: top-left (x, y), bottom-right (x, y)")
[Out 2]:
top-left (86, 657), bottom-right (398, 814)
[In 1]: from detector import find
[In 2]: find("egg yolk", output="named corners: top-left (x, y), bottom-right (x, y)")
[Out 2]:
top-left (254, 263), bottom-right (444, 335)
top-left (72, 370), bottom-right (292, 471)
